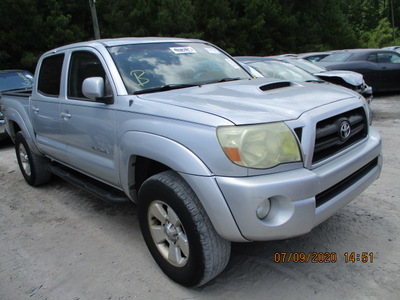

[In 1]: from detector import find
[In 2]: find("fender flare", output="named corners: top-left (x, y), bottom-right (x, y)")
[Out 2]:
top-left (5, 106), bottom-right (41, 155)
top-left (119, 131), bottom-right (212, 187)
top-left (119, 131), bottom-right (247, 242)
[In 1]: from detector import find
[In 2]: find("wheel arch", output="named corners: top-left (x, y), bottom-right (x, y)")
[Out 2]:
top-left (119, 131), bottom-right (245, 242)
top-left (119, 131), bottom-right (212, 200)
top-left (5, 107), bottom-right (41, 154)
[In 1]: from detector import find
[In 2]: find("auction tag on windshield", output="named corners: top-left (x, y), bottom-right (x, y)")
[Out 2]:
top-left (205, 47), bottom-right (220, 54)
top-left (170, 47), bottom-right (196, 54)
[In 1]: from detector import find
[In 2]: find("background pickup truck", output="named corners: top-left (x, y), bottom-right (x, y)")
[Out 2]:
top-left (0, 37), bottom-right (382, 287)
top-left (0, 70), bottom-right (33, 141)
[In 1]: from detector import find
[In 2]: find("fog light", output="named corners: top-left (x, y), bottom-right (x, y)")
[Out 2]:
top-left (256, 198), bottom-right (271, 219)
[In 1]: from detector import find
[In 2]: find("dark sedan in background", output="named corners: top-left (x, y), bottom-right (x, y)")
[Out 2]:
top-left (317, 49), bottom-right (400, 92)
top-left (297, 52), bottom-right (332, 63)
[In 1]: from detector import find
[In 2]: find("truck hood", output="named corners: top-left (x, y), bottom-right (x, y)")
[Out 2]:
top-left (137, 78), bottom-right (357, 125)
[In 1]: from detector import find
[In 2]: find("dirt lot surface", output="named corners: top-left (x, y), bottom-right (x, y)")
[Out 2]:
top-left (1, 93), bottom-right (399, 300)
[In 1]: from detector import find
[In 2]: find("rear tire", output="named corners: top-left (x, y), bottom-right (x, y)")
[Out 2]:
top-left (15, 132), bottom-right (51, 186)
top-left (138, 170), bottom-right (231, 287)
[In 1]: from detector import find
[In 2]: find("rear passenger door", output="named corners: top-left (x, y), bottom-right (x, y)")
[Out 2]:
top-left (31, 54), bottom-right (66, 159)
top-left (60, 49), bottom-right (120, 186)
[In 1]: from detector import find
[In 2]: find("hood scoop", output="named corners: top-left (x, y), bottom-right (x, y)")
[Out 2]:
top-left (259, 81), bottom-right (293, 92)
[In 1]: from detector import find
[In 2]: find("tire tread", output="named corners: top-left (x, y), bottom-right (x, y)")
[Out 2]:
top-left (140, 170), bottom-right (231, 286)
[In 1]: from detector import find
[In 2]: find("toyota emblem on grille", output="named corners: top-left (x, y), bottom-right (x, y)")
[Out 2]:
top-left (339, 120), bottom-right (351, 141)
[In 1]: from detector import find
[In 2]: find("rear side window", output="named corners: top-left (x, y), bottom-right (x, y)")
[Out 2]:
top-left (37, 54), bottom-right (64, 97)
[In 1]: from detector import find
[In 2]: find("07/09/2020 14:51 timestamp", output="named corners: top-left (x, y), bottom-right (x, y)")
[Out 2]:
top-left (273, 252), bottom-right (374, 263)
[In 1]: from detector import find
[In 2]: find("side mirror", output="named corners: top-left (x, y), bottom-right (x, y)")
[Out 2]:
top-left (82, 77), bottom-right (104, 99)
top-left (82, 77), bottom-right (114, 105)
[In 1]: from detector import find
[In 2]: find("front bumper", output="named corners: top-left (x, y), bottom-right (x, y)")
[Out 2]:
top-left (215, 128), bottom-right (381, 241)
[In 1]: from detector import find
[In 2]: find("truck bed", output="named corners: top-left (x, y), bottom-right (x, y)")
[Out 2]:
top-left (1, 89), bottom-right (32, 98)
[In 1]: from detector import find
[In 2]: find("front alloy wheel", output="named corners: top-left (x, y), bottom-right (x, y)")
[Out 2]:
top-left (138, 170), bottom-right (231, 287)
top-left (148, 200), bottom-right (189, 267)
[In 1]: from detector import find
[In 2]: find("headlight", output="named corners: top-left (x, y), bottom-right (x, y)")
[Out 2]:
top-left (217, 122), bottom-right (302, 169)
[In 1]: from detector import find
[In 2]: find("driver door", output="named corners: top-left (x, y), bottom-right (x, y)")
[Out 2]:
top-left (60, 50), bottom-right (120, 186)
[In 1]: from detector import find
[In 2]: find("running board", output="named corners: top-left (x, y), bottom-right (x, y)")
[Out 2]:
top-left (48, 164), bottom-right (131, 204)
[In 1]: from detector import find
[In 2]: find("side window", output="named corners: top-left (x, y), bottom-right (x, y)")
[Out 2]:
top-left (390, 53), bottom-right (400, 63)
top-left (68, 51), bottom-right (106, 100)
top-left (37, 54), bottom-right (64, 97)
top-left (377, 53), bottom-right (400, 64)
top-left (377, 53), bottom-right (392, 63)
top-left (367, 54), bottom-right (377, 63)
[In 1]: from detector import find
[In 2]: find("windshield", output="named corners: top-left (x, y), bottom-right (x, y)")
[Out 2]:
top-left (249, 61), bottom-right (318, 82)
top-left (285, 58), bottom-right (327, 73)
top-left (108, 42), bottom-right (251, 94)
top-left (0, 71), bottom-right (33, 92)
top-left (319, 53), bottom-right (353, 62)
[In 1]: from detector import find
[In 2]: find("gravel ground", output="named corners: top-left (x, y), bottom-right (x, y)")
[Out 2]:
top-left (0, 93), bottom-right (399, 300)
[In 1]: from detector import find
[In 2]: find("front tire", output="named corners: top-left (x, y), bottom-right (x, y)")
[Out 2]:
top-left (138, 170), bottom-right (231, 287)
top-left (15, 132), bottom-right (51, 186)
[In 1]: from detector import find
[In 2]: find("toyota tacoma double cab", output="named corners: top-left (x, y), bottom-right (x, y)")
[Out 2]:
top-left (0, 37), bottom-right (382, 287)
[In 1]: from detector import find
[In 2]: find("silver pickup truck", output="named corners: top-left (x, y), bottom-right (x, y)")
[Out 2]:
top-left (0, 37), bottom-right (382, 287)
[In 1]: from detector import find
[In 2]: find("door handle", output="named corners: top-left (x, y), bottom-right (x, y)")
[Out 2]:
top-left (60, 111), bottom-right (72, 120)
top-left (32, 106), bottom-right (39, 113)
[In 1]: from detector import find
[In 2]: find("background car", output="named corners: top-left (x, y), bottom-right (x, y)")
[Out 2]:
top-left (236, 56), bottom-right (324, 82)
top-left (382, 46), bottom-right (400, 53)
top-left (297, 51), bottom-right (332, 63)
top-left (267, 56), bottom-right (373, 103)
top-left (0, 70), bottom-right (34, 141)
top-left (317, 49), bottom-right (400, 92)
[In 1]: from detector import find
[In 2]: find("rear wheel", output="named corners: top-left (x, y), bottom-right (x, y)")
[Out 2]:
top-left (15, 132), bottom-right (51, 186)
top-left (138, 170), bottom-right (231, 287)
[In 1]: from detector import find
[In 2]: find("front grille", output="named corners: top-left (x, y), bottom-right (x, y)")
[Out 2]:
top-left (315, 157), bottom-right (378, 207)
top-left (313, 108), bottom-right (367, 163)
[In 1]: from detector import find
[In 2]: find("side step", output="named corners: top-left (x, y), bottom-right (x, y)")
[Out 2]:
top-left (48, 164), bottom-right (131, 204)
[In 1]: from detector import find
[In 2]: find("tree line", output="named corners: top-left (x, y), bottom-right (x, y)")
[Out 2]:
top-left (0, 0), bottom-right (399, 72)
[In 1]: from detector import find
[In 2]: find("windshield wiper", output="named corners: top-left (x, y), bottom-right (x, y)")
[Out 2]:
top-left (201, 77), bottom-right (244, 85)
top-left (305, 79), bottom-right (325, 83)
top-left (217, 77), bottom-right (243, 82)
top-left (133, 83), bottom-right (199, 95)
top-left (133, 78), bottom-right (243, 94)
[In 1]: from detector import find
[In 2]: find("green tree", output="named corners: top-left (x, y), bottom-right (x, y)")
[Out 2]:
top-left (1, 0), bottom-right (399, 71)
top-left (100, 0), bottom-right (157, 37)
top-left (155, 0), bottom-right (200, 38)
top-left (363, 18), bottom-right (396, 47)
top-left (0, 0), bottom-right (89, 71)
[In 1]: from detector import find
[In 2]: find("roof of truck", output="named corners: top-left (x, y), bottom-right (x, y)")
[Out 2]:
top-left (48, 37), bottom-right (206, 53)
